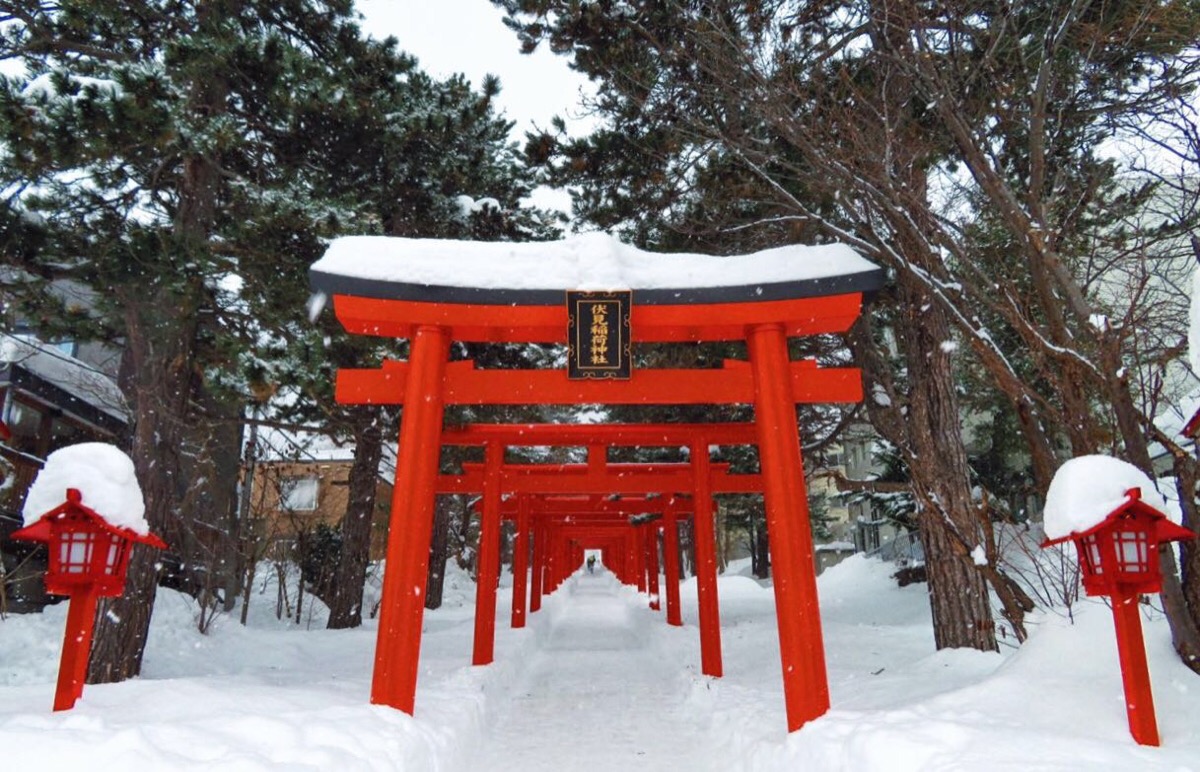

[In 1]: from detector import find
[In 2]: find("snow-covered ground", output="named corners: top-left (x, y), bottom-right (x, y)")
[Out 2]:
top-left (3, 556), bottom-right (1199, 771)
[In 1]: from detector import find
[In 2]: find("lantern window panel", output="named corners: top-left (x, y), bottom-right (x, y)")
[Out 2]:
top-left (59, 530), bottom-right (95, 573)
top-left (104, 535), bottom-right (124, 574)
top-left (1081, 535), bottom-right (1104, 575)
top-left (1116, 529), bottom-right (1149, 573)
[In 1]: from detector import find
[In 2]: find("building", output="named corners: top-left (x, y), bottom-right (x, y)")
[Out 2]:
top-left (244, 439), bottom-right (393, 565)
top-left (806, 422), bottom-right (903, 560)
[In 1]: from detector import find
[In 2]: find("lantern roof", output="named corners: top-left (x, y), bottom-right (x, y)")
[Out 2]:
top-left (10, 489), bottom-right (166, 548)
top-left (1042, 487), bottom-right (1193, 547)
top-left (309, 233), bottom-right (885, 307)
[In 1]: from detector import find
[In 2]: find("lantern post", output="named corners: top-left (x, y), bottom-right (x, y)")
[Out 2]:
top-left (1042, 487), bottom-right (1193, 746)
top-left (10, 488), bottom-right (166, 711)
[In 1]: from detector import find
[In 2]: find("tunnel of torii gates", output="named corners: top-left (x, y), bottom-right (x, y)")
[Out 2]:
top-left (309, 234), bottom-right (885, 732)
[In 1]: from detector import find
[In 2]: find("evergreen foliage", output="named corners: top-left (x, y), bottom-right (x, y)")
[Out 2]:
top-left (0, 0), bottom-right (558, 669)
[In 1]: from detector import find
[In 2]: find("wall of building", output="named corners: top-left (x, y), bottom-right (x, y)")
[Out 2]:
top-left (247, 459), bottom-right (392, 562)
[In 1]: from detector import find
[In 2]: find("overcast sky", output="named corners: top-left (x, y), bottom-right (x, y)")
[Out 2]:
top-left (355, 0), bottom-right (595, 137)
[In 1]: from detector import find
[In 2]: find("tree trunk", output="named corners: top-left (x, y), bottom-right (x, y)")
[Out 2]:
top-left (327, 408), bottom-right (384, 629)
top-left (682, 517), bottom-right (696, 579)
top-left (295, 572), bottom-right (304, 625)
top-left (179, 389), bottom-right (242, 615)
top-left (900, 280), bottom-right (1000, 651)
top-left (752, 511), bottom-right (770, 579)
top-left (89, 298), bottom-right (200, 682)
top-left (425, 494), bottom-right (453, 610)
top-left (235, 415), bottom-right (259, 622)
top-left (239, 559), bottom-right (257, 626)
top-left (714, 505), bottom-right (728, 573)
top-left (1167, 454), bottom-right (1200, 672)
top-left (458, 494), bottom-right (476, 574)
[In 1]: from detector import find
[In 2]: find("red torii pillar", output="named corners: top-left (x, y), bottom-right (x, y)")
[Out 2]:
top-left (511, 494), bottom-right (531, 628)
top-left (530, 518), bottom-right (546, 613)
top-left (662, 500), bottom-right (684, 627)
top-left (447, 452), bottom-right (748, 640)
top-left (645, 526), bottom-right (661, 611)
top-left (472, 443), bottom-right (504, 665)
top-left (633, 526), bottom-right (648, 593)
top-left (545, 530), bottom-right (559, 592)
top-left (371, 325), bottom-right (449, 713)
top-left (691, 439), bottom-right (723, 677)
top-left (508, 494), bottom-right (638, 605)
top-left (749, 323), bottom-right (830, 729)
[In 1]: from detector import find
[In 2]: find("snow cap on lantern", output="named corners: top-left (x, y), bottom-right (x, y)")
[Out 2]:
top-left (21, 442), bottom-right (148, 533)
top-left (1042, 455), bottom-right (1192, 597)
top-left (10, 443), bottom-right (164, 597)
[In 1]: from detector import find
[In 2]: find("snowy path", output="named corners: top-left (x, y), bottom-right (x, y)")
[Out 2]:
top-left (475, 572), bottom-right (715, 772)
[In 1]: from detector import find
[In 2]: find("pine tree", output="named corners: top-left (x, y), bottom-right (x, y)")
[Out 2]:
top-left (0, 0), bottom-right (559, 677)
top-left (232, 60), bottom-right (563, 628)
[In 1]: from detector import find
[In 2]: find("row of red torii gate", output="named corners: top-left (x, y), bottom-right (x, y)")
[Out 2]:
top-left (309, 233), bottom-right (885, 732)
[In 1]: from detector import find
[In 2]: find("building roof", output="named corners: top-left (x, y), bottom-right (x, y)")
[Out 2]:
top-left (0, 334), bottom-right (126, 434)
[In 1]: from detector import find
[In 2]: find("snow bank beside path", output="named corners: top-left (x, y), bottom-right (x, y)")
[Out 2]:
top-left (0, 563), bottom-right (504, 772)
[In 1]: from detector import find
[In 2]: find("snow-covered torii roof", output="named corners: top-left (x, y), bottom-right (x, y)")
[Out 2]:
top-left (309, 232), bottom-right (885, 306)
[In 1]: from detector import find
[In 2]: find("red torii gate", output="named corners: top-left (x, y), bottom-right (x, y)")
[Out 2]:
top-left (484, 492), bottom-right (686, 616)
top-left (463, 481), bottom-right (705, 657)
top-left (437, 435), bottom-right (761, 669)
top-left (439, 422), bottom-right (765, 676)
top-left (310, 234), bottom-right (883, 732)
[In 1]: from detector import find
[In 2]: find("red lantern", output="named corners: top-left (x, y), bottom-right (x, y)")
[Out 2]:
top-left (9, 487), bottom-right (166, 710)
top-left (1043, 487), bottom-right (1193, 597)
top-left (1041, 486), bottom-right (1194, 747)
top-left (11, 488), bottom-right (166, 596)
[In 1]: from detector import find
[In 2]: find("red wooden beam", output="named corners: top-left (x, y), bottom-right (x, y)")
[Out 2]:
top-left (487, 497), bottom-right (690, 517)
top-left (332, 292), bottom-right (866, 344)
top-left (337, 358), bottom-right (861, 406)
top-left (554, 527), bottom-right (634, 540)
top-left (441, 422), bottom-right (759, 447)
top-left (437, 462), bottom-right (761, 495)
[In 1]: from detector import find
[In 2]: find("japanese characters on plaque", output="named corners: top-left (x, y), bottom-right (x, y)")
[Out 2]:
top-left (566, 290), bottom-right (632, 380)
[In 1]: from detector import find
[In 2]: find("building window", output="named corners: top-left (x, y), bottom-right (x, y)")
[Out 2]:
top-left (49, 339), bottom-right (78, 357)
top-left (855, 520), bottom-right (881, 553)
top-left (280, 476), bottom-right (318, 512)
